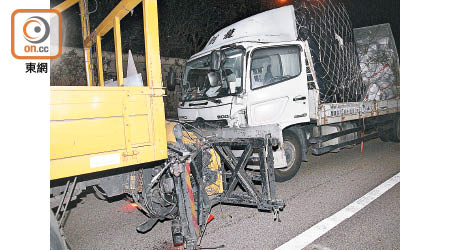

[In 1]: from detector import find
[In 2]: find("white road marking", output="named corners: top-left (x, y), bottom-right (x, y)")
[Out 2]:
top-left (276, 172), bottom-right (400, 250)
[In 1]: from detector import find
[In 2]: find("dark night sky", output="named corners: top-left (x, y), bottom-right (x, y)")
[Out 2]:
top-left (51, 0), bottom-right (399, 58)
top-left (341, 0), bottom-right (400, 51)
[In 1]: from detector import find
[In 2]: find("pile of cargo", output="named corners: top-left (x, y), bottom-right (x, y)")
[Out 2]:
top-left (293, 0), bottom-right (399, 103)
top-left (354, 23), bottom-right (400, 101)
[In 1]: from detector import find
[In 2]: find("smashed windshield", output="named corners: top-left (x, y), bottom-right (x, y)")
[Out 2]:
top-left (182, 48), bottom-right (244, 101)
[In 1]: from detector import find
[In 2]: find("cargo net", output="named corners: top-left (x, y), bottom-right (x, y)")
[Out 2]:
top-left (354, 24), bottom-right (400, 101)
top-left (294, 0), bottom-right (365, 103)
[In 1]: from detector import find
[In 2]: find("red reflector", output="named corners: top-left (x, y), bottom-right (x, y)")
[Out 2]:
top-left (120, 203), bottom-right (138, 212)
top-left (207, 214), bottom-right (214, 224)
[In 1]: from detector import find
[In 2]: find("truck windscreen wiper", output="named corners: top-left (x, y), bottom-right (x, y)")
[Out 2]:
top-left (209, 98), bottom-right (222, 104)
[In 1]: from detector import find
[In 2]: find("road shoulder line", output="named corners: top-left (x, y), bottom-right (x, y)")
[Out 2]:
top-left (276, 172), bottom-right (400, 250)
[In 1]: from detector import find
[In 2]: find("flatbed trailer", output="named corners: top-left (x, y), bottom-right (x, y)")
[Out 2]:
top-left (313, 98), bottom-right (400, 125)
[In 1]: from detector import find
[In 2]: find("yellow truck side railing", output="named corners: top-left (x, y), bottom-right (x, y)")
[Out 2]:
top-left (50, 0), bottom-right (167, 180)
top-left (54, 0), bottom-right (94, 86)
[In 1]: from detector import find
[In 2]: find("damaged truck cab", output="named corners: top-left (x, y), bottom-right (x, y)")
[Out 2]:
top-left (178, 4), bottom-right (400, 182)
top-left (178, 6), bottom-right (308, 180)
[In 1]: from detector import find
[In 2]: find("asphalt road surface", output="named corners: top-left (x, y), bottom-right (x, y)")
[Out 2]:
top-left (63, 138), bottom-right (400, 250)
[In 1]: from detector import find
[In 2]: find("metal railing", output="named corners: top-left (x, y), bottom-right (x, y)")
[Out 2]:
top-left (53, 0), bottom-right (162, 88)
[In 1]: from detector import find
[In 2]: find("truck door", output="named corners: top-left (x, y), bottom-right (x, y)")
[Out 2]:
top-left (247, 44), bottom-right (310, 128)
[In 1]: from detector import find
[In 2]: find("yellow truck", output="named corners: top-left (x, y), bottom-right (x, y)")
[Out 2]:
top-left (50, 1), bottom-right (284, 249)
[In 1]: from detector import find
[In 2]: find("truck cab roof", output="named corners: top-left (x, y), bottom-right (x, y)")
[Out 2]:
top-left (190, 5), bottom-right (298, 60)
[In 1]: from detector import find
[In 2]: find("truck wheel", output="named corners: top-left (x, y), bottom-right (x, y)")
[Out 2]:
top-left (377, 115), bottom-right (400, 142)
top-left (275, 130), bottom-right (302, 182)
top-left (377, 127), bottom-right (392, 142)
top-left (391, 115), bottom-right (400, 142)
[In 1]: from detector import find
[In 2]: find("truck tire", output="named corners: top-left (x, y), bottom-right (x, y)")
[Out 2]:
top-left (275, 130), bottom-right (302, 182)
top-left (377, 126), bottom-right (393, 142)
top-left (50, 211), bottom-right (67, 250)
top-left (391, 115), bottom-right (400, 142)
top-left (377, 115), bottom-right (400, 142)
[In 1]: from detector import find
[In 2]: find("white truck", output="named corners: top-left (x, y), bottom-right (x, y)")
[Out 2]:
top-left (175, 2), bottom-right (400, 182)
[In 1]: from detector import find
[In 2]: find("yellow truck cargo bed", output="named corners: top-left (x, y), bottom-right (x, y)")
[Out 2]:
top-left (50, 86), bottom-right (167, 180)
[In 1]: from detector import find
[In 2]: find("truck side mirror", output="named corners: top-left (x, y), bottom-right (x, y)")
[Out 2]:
top-left (167, 68), bottom-right (176, 91)
top-left (210, 50), bottom-right (223, 71)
